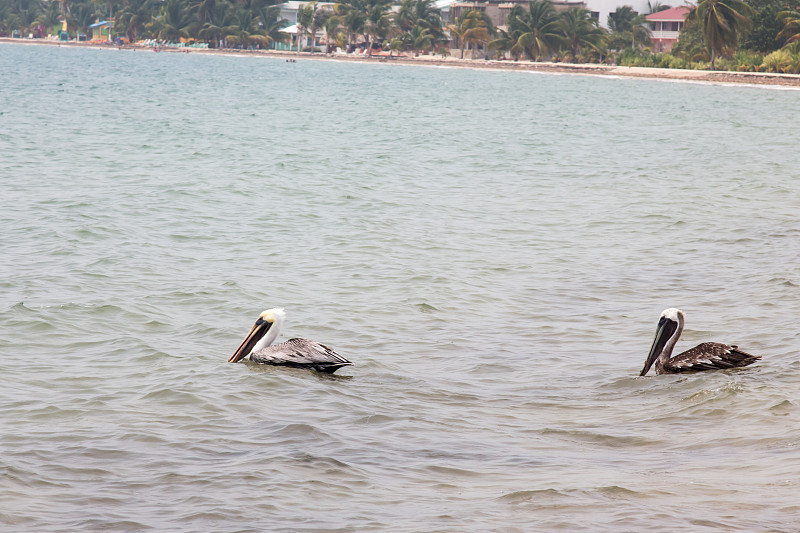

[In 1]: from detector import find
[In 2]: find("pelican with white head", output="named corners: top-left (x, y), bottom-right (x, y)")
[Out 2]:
top-left (640, 308), bottom-right (760, 376)
top-left (229, 308), bottom-right (352, 374)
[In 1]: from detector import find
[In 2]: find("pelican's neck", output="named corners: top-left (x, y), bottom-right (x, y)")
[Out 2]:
top-left (656, 311), bottom-right (684, 371)
top-left (251, 313), bottom-right (284, 353)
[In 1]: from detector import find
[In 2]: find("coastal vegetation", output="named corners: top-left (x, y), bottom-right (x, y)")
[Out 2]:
top-left (1, 0), bottom-right (800, 74)
top-left (686, 0), bottom-right (753, 69)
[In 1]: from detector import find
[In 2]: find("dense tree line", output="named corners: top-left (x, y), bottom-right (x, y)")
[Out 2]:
top-left (0, 0), bottom-right (291, 45)
top-left (1, 0), bottom-right (799, 71)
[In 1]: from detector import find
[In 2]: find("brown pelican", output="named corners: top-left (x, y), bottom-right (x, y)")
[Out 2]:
top-left (228, 308), bottom-right (353, 374)
top-left (640, 308), bottom-right (761, 376)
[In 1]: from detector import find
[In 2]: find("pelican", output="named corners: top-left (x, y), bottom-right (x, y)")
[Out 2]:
top-left (228, 308), bottom-right (353, 374)
top-left (640, 308), bottom-right (761, 376)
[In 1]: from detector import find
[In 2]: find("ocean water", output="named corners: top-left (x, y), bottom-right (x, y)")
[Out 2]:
top-left (2, 43), bottom-right (800, 532)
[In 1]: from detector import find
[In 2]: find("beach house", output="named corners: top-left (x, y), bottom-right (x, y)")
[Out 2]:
top-left (89, 20), bottom-right (113, 42)
top-left (645, 6), bottom-right (690, 52)
top-left (275, 1), bottom-right (336, 51)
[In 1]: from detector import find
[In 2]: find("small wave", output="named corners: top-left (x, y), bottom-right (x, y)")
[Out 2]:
top-left (499, 488), bottom-right (566, 502)
top-left (769, 399), bottom-right (795, 416)
top-left (500, 485), bottom-right (647, 504)
top-left (539, 427), bottom-right (660, 448)
top-left (768, 277), bottom-right (798, 287)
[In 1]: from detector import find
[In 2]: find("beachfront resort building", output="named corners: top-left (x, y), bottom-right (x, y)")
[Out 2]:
top-left (645, 6), bottom-right (690, 52)
top-left (449, 0), bottom-right (585, 28)
top-left (446, 0), bottom-right (668, 30)
top-left (275, 1), bottom-right (336, 50)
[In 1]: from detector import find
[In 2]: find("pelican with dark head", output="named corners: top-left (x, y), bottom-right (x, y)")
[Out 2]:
top-left (640, 308), bottom-right (761, 376)
top-left (229, 308), bottom-right (353, 374)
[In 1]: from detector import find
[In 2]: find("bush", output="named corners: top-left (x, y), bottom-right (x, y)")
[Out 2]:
top-left (655, 53), bottom-right (676, 68)
top-left (667, 55), bottom-right (689, 69)
top-left (714, 57), bottom-right (735, 71)
top-left (762, 49), bottom-right (792, 72)
top-left (782, 45), bottom-right (800, 74)
top-left (733, 50), bottom-right (764, 72)
top-left (784, 41), bottom-right (800, 55)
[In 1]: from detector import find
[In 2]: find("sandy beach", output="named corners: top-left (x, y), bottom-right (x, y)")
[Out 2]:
top-left (4, 36), bottom-right (800, 88)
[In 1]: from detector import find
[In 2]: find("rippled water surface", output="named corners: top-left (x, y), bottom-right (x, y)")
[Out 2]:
top-left (2, 43), bottom-right (800, 531)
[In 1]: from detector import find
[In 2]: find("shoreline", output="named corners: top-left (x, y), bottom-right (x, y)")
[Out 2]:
top-left (4, 37), bottom-right (800, 88)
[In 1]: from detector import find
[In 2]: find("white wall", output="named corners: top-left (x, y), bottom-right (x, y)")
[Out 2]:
top-left (583, 0), bottom-right (653, 28)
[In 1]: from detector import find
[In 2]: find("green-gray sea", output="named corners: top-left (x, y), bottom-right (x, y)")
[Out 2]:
top-left (2, 42), bottom-right (800, 531)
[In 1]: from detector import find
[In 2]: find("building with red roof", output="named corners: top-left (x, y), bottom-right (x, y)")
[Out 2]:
top-left (646, 6), bottom-right (691, 52)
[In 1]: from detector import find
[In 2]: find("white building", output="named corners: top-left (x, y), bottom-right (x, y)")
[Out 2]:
top-left (276, 1), bottom-right (336, 26)
top-left (582, 0), bottom-right (652, 28)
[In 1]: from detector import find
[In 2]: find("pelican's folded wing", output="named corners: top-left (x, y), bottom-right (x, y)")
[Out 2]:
top-left (250, 338), bottom-right (353, 373)
top-left (664, 342), bottom-right (761, 373)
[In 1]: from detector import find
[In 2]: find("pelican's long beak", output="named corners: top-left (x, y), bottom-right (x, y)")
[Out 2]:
top-left (640, 316), bottom-right (676, 376)
top-left (229, 318), bottom-right (272, 363)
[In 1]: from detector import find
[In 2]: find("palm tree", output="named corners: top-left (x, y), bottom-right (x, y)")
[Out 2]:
top-left (404, 0), bottom-right (441, 33)
top-left (629, 12), bottom-right (651, 48)
top-left (197, 1), bottom-right (237, 46)
top-left (334, 1), bottom-right (364, 49)
top-left (362, 0), bottom-right (391, 54)
top-left (254, 4), bottom-right (289, 46)
top-left (508, 1), bottom-right (561, 61)
top-left (559, 7), bottom-right (606, 60)
top-left (297, 2), bottom-right (330, 52)
top-left (608, 5), bottom-right (651, 50)
top-left (608, 5), bottom-right (635, 32)
top-left (779, 8), bottom-right (800, 45)
top-left (405, 23), bottom-right (433, 55)
top-left (489, 28), bottom-right (519, 60)
top-left (115, 0), bottom-right (156, 41)
top-left (12, 0), bottom-right (39, 36)
top-left (190, 0), bottom-right (216, 25)
top-left (647, 1), bottom-right (671, 14)
top-left (65, 0), bottom-right (96, 38)
top-left (446, 8), bottom-right (468, 58)
top-left (337, 0), bottom-right (390, 54)
top-left (395, 0), bottom-right (416, 32)
top-left (386, 35), bottom-right (403, 55)
top-left (91, 0), bottom-right (122, 19)
top-left (225, 7), bottom-right (268, 48)
top-left (147, 0), bottom-right (191, 42)
top-left (686, 0), bottom-right (753, 70)
top-left (296, 2), bottom-right (315, 51)
top-left (447, 9), bottom-right (490, 59)
top-left (35, 0), bottom-right (62, 35)
top-left (311, 4), bottom-right (330, 50)
top-left (464, 11), bottom-right (491, 58)
top-left (323, 13), bottom-right (341, 51)
top-left (395, 0), bottom-right (442, 48)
